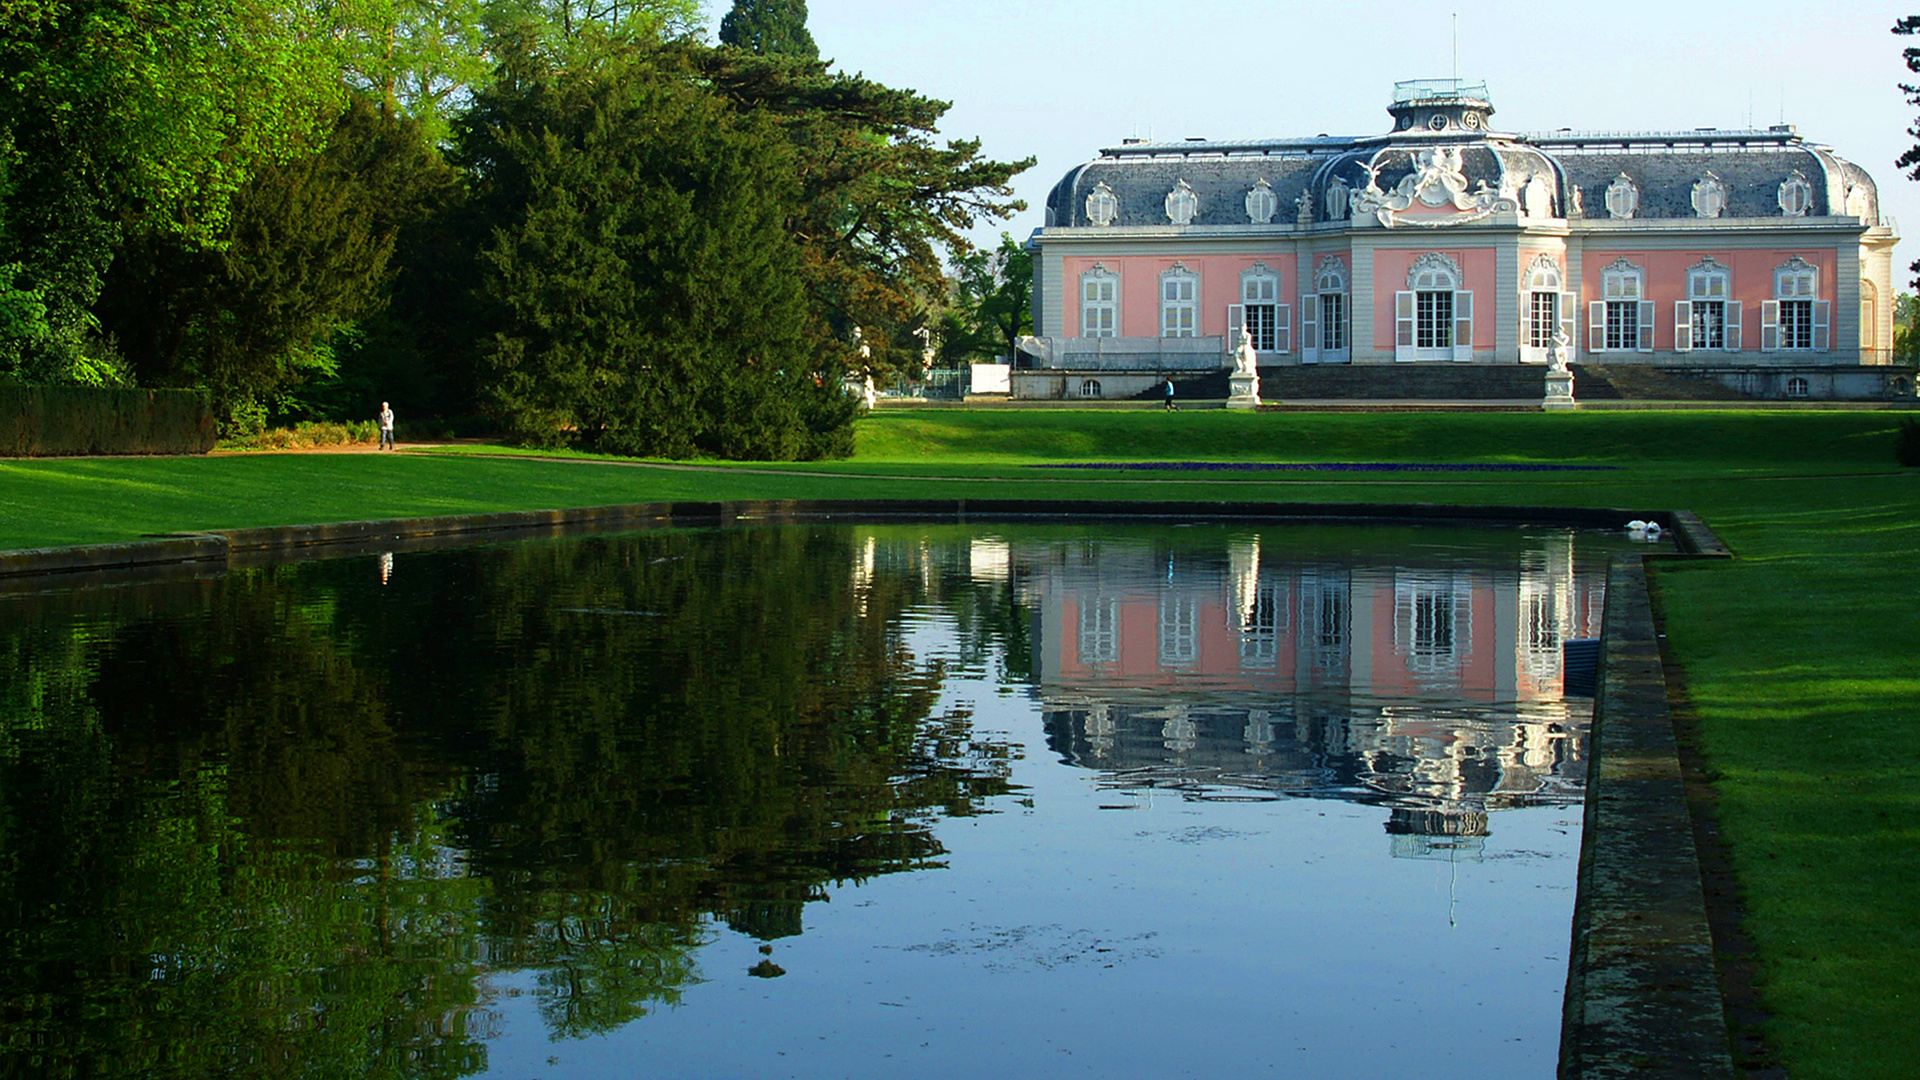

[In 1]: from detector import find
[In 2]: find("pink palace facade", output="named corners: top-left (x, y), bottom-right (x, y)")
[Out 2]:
top-left (1018, 80), bottom-right (1908, 401)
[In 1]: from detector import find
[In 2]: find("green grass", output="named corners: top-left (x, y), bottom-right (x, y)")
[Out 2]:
top-left (4, 407), bottom-right (1919, 1079)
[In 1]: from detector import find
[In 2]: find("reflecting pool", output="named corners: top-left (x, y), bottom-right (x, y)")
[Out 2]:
top-left (0, 522), bottom-right (1638, 1078)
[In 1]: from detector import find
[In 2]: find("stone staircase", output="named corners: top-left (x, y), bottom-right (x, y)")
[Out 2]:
top-left (1103, 362), bottom-right (1759, 405)
top-left (1250, 364), bottom-right (1549, 400)
top-left (1571, 364), bottom-right (1753, 401)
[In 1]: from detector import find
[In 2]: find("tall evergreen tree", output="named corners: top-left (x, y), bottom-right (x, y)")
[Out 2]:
top-left (459, 39), bottom-right (854, 459)
top-left (691, 47), bottom-right (1030, 381)
top-left (717, 0), bottom-right (818, 59)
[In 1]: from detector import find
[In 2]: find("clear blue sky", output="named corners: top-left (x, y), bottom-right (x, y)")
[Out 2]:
top-left (704, 0), bottom-right (1916, 285)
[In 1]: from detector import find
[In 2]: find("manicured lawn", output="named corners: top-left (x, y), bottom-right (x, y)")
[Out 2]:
top-left (4, 407), bottom-right (1917, 1079)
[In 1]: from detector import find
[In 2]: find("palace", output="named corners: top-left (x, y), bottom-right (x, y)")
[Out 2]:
top-left (1018, 80), bottom-right (1908, 402)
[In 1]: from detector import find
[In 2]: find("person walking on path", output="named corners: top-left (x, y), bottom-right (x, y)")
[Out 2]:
top-left (378, 401), bottom-right (395, 450)
top-left (1163, 378), bottom-right (1176, 411)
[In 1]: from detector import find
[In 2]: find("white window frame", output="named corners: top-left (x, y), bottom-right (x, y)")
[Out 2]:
top-left (1080, 266), bottom-right (1118, 338)
top-left (1161, 265), bottom-right (1199, 338)
top-left (1589, 260), bottom-right (1653, 353)
top-left (1234, 265), bottom-right (1289, 354)
top-left (1762, 259), bottom-right (1828, 353)
top-left (1677, 259), bottom-right (1739, 352)
top-left (1520, 255), bottom-right (1572, 363)
top-left (1396, 254), bottom-right (1472, 361)
top-left (1304, 257), bottom-right (1350, 364)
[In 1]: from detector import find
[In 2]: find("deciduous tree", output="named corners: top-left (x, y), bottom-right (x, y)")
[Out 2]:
top-left (95, 97), bottom-right (452, 431)
top-left (948, 233), bottom-right (1032, 365)
top-left (0, 0), bottom-right (344, 382)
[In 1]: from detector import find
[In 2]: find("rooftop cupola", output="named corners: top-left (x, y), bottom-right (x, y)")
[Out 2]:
top-left (1386, 78), bottom-right (1495, 135)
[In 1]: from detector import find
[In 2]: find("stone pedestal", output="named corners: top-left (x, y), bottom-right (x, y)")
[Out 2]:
top-left (1544, 368), bottom-right (1576, 411)
top-left (1227, 370), bottom-right (1261, 410)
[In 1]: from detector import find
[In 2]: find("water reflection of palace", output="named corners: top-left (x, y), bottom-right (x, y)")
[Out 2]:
top-left (963, 531), bottom-right (1608, 851)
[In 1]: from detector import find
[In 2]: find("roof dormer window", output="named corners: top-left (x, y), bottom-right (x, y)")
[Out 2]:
top-left (1778, 171), bottom-right (1812, 217)
top-left (1085, 181), bottom-right (1118, 227)
top-left (1165, 180), bottom-right (1198, 226)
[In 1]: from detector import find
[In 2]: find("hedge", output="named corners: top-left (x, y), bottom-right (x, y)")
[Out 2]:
top-left (0, 385), bottom-right (217, 456)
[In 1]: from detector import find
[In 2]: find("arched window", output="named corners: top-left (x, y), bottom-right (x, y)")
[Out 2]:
top-left (1231, 263), bottom-right (1289, 353)
top-left (1161, 264), bottom-right (1199, 338)
top-left (1080, 266), bottom-right (1118, 338)
top-left (1522, 254), bottom-right (1574, 362)
top-left (1786, 376), bottom-right (1810, 398)
top-left (1079, 378), bottom-right (1103, 398)
top-left (1304, 256), bottom-right (1351, 363)
top-left (1676, 258), bottom-right (1739, 352)
top-left (1763, 257), bottom-right (1827, 352)
top-left (1395, 253), bottom-right (1472, 361)
top-left (1589, 259), bottom-right (1651, 353)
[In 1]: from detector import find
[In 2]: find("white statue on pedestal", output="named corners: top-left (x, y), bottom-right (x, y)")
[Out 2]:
top-left (1544, 329), bottom-right (1576, 410)
top-left (1227, 329), bottom-right (1262, 410)
top-left (1234, 328), bottom-right (1259, 374)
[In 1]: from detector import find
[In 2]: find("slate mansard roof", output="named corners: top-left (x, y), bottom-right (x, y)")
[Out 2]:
top-left (1042, 82), bottom-right (1882, 230)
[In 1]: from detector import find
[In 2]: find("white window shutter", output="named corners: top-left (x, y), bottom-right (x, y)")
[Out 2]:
top-left (1726, 301), bottom-right (1743, 351)
top-left (1300, 292), bottom-right (1319, 359)
top-left (1274, 303), bottom-right (1292, 354)
top-left (1453, 290), bottom-right (1474, 361)
top-left (1674, 301), bottom-right (1693, 353)
top-left (1760, 299), bottom-right (1780, 352)
top-left (1637, 299), bottom-right (1655, 352)
top-left (1813, 300), bottom-right (1831, 351)
top-left (1559, 292), bottom-right (1577, 357)
top-left (1589, 301), bottom-right (1606, 353)
top-left (1396, 291), bottom-right (1416, 360)
top-left (1227, 303), bottom-right (1244, 345)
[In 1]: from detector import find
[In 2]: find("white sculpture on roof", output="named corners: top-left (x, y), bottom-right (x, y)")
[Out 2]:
top-left (1349, 147), bottom-right (1504, 227)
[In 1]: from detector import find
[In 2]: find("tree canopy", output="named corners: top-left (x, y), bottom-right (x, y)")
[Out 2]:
top-left (717, 0), bottom-right (818, 58)
top-left (693, 47), bottom-right (1031, 382)
top-left (1895, 16), bottom-right (1920, 286)
top-left (460, 39), bottom-right (854, 458)
top-left (0, 0), bottom-right (1030, 454)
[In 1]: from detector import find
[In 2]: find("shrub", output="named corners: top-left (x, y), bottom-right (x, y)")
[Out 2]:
top-left (219, 420), bottom-right (377, 451)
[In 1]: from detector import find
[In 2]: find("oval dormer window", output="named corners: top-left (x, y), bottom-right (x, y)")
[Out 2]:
top-left (1085, 181), bottom-right (1118, 227)
top-left (1778, 170), bottom-right (1812, 217)
top-left (1165, 180), bottom-right (1199, 226)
